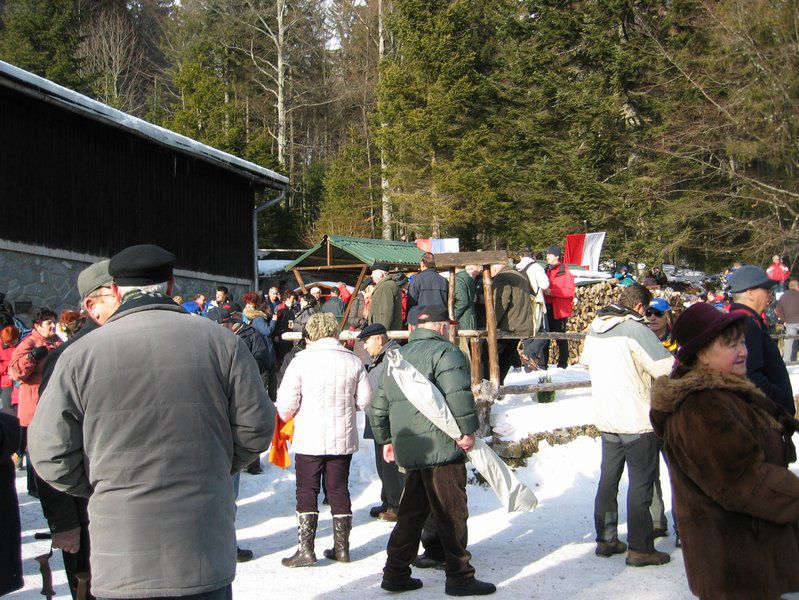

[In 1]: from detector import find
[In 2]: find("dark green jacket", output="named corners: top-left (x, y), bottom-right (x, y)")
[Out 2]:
top-left (369, 276), bottom-right (402, 331)
top-left (370, 328), bottom-right (479, 469)
top-left (493, 267), bottom-right (533, 337)
top-left (454, 270), bottom-right (477, 330)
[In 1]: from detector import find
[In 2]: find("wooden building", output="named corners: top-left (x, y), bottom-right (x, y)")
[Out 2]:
top-left (0, 60), bottom-right (288, 316)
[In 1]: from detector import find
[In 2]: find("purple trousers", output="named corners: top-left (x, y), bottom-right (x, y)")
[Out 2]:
top-left (295, 453), bottom-right (352, 514)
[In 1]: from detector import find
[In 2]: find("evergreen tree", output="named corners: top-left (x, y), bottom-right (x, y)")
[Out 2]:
top-left (0, 0), bottom-right (91, 91)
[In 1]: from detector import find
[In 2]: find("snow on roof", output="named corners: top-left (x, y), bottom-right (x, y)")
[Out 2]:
top-left (0, 60), bottom-right (289, 189)
top-left (258, 259), bottom-right (293, 276)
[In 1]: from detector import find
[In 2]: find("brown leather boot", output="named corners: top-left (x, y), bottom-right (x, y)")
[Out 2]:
top-left (595, 540), bottom-right (627, 557)
top-left (323, 514), bottom-right (352, 562)
top-left (625, 549), bottom-right (670, 567)
top-left (282, 512), bottom-right (318, 567)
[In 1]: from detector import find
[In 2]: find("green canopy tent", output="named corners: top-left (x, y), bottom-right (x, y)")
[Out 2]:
top-left (283, 234), bottom-right (425, 326)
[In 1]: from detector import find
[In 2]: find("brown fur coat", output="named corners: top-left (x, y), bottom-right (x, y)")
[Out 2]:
top-left (650, 368), bottom-right (799, 599)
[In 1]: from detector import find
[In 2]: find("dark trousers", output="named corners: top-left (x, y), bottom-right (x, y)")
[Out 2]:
top-left (295, 454), bottom-right (352, 515)
top-left (0, 386), bottom-right (13, 414)
top-left (63, 523), bottom-right (93, 600)
top-left (545, 316), bottom-right (569, 369)
top-left (497, 339), bottom-right (521, 381)
top-left (384, 463), bottom-right (475, 584)
top-left (373, 442), bottom-right (405, 510)
top-left (97, 584), bottom-right (231, 600)
top-left (594, 431), bottom-right (659, 553)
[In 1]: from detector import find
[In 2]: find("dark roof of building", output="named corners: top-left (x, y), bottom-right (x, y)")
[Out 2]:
top-left (0, 60), bottom-right (288, 190)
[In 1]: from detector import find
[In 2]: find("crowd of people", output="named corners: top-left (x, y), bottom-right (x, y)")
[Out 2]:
top-left (1, 244), bottom-right (799, 600)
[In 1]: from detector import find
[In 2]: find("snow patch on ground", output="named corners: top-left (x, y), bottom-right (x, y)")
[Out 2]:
top-left (13, 366), bottom-right (799, 599)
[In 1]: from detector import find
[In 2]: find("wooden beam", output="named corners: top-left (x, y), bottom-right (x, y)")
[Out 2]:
top-left (498, 380), bottom-right (592, 395)
top-left (457, 329), bottom-right (586, 341)
top-left (282, 330), bottom-right (410, 341)
top-left (292, 269), bottom-right (308, 294)
top-left (326, 236), bottom-right (332, 266)
top-left (294, 263), bottom-right (369, 271)
top-left (340, 266), bottom-right (367, 329)
top-left (433, 251), bottom-right (509, 269)
top-left (482, 266), bottom-right (501, 389)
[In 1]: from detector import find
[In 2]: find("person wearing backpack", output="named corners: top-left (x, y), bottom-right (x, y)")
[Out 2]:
top-left (517, 252), bottom-right (550, 370)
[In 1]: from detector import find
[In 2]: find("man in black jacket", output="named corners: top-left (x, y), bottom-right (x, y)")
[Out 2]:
top-left (729, 265), bottom-right (795, 415)
top-left (407, 253), bottom-right (448, 310)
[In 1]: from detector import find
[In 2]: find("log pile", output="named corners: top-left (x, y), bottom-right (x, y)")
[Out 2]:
top-left (549, 279), bottom-right (622, 366)
top-left (492, 424), bottom-right (601, 467)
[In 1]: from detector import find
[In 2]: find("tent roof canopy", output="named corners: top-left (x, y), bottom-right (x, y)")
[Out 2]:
top-left (284, 235), bottom-right (424, 275)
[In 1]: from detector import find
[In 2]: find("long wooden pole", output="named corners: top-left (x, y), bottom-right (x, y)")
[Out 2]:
top-left (482, 266), bottom-right (500, 390)
top-left (447, 270), bottom-right (456, 344)
top-left (340, 266), bottom-right (367, 329)
top-left (293, 269), bottom-right (307, 294)
top-left (469, 337), bottom-right (481, 392)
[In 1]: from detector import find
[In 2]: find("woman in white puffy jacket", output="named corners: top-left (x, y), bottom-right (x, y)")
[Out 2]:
top-left (276, 312), bottom-right (371, 568)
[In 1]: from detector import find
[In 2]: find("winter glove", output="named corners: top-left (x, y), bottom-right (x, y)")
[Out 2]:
top-left (28, 345), bottom-right (49, 361)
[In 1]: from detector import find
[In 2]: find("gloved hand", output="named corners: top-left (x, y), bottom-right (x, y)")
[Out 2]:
top-left (28, 345), bottom-right (49, 361)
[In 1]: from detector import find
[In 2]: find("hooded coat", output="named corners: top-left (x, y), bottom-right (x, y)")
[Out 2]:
top-left (581, 305), bottom-right (673, 433)
top-left (650, 369), bottom-right (799, 599)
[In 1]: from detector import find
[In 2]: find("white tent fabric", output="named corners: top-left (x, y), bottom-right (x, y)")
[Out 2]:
top-left (386, 349), bottom-right (538, 513)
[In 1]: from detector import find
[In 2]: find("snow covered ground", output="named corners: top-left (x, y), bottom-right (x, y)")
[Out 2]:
top-left (11, 365), bottom-right (799, 600)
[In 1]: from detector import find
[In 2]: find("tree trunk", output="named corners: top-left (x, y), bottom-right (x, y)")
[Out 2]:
top-left (276, 0), bottom-right (287, 166)
top-left (378, 0), bottom-right (392, 240)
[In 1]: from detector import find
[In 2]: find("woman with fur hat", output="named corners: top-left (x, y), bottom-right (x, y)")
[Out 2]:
top-left (650, 303), bottom-right (799, 599)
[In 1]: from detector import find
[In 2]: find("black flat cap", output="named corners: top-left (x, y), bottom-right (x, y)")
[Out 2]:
top-left (358, 323), bottom-right (387, 340)
top-left (407, 305), bottom-right (457, 325)
top-left (728, 265), bottom-right (778, 293)
top-left (371, 262), bottom-right (390, 273)
top-left (109, 244), bottom-right (176, 285)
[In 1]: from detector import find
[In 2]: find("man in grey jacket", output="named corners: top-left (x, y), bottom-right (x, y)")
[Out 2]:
top-left (29, 244), bottom-right (275, 600)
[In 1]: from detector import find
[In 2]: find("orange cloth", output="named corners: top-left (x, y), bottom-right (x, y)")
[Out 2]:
top-left (268, 414), bottom-right (294, 469)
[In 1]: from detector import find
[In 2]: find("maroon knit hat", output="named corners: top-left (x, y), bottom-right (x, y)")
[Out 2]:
top-left (672, 303), bottom-right (748, 365)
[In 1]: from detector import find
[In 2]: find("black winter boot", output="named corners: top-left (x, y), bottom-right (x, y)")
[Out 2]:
top-left (323, 514), bottom-right (352, 562)
top-left (282, 512), bottom-right (318, 568)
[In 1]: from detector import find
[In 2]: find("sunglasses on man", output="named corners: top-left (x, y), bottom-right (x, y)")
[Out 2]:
top-left (645, 309), bottom-right (665, 318)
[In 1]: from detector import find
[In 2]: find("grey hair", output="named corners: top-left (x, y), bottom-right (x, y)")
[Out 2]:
top-left (116, 282), bottom-right (169, 297)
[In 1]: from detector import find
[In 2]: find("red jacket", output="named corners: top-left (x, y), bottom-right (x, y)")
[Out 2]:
top-left (545, 262), bottom-right (576, 320)
top-left (767, 262), bottom-right (790, 283)
top-left (8, 329), bottom-right (61, 426)
top-left (0, 344), bottom-right (14, 388)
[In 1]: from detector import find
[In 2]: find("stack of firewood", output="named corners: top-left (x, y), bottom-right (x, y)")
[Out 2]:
top-left (549, 279), bottom-right (622, 366)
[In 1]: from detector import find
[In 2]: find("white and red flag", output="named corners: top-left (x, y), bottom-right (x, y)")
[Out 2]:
top-left (564, 232), bottom-right (606, 271)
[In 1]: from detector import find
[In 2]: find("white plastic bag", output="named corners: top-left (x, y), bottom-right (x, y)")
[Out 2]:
top-left (386, 349), bottom-right (537, 513)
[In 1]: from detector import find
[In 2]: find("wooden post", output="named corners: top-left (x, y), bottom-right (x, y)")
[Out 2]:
top-left (469, 337), bottom-right (481, 393)
top-left (447, 269), bottom-right (457, 344)
top-left (340, 265), bottom-right (367, 329)
top-left (292, 268), bottom-right (308, 293)
top-left (482, 266), bottom-right (500, 392)
top-left (326, 236), bottom-right (332, 266)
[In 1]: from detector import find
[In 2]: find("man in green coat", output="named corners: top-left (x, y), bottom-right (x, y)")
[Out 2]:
top-left (370, 305), bottom-right (496, 597)
top-left (491, 262), bottom-right (534, 380)
top-left (453, 266), bottom-right (478, 330)
top-left (368, 262), bottom-right (403, 331)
